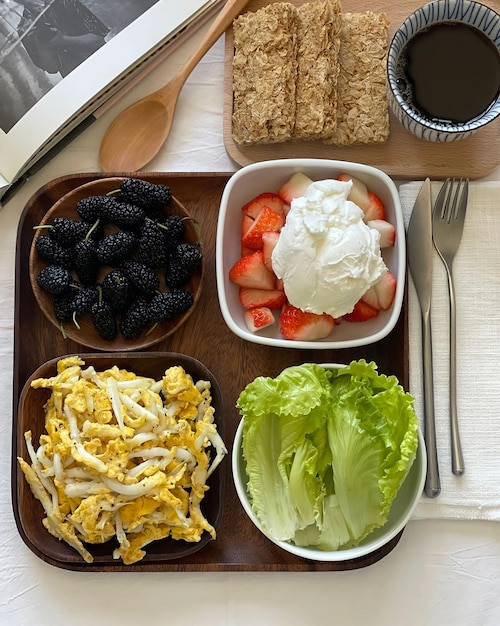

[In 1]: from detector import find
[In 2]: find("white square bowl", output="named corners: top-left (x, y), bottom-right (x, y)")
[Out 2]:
top-left (216, 159), bottom-right (405, 349)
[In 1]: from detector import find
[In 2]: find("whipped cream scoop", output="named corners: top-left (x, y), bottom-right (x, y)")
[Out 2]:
top-left (271, 179), bottom-right (387, 318)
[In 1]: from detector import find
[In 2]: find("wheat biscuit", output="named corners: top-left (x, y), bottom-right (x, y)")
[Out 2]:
top-left (232, 3), bottom-right (298, 145)
top-left (294, 0), bottom-right (342, 139)
top-left (324, 11), bottom-right (390, 146)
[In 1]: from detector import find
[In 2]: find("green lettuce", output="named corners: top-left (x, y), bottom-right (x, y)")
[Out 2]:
top-left (236, 360), bottom-right (419, 550)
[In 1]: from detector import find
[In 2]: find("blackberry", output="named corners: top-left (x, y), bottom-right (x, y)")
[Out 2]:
top-left (95, 230), bottom-right (137, 266)
top-left (137, 218), bottom-right (170, 268)
top-left (101, 198), bottom-right (145, 230)
top-left (76, 195), bottom-right (114, 223)
top-left (165, 258), bottom-right (192, 288)
top-left (53, 281), bottom-right (79, 322)
top-left (165, 244), bottom-right (202, 288)
top-left (101, 270), bottom-right (131, 313)
top-left (35, 235), bottom-right (73, 268)
top-left (37, 265), bottom-right (72, 294)
top-left (91, 299), bottom-right (117, 340)
top-left (120, 178), bottom-right (172, 213)
top-left (161, 214), bottom-right (185, 249)
top-left (119, 298), bottom-right (150, 339)
top-left (148, 289), bottom-right (194, 323)
top-left (120, 258), bottom-right (160, 297)
top-left (172, 243), bottom-right (202, 271)
top-left (74, 238), bottom-right (99, 286)
top-left (73, 285), bottom-right (99, 314)
top-left (35, 217), bottom-right (88, 247)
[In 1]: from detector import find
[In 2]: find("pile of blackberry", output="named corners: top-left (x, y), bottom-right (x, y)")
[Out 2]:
top-left (35, 178), bottom-right (202, 341)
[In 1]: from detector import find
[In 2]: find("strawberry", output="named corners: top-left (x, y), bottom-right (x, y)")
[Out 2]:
top-left (338, 173), bottom-right (370, 212)
top-left (361, 271), bottom-right (397, 311)
top-left (364, 191), bottom-right (386, 221)
top-left (242, 213), bottom-right (254, 238)
top-left (244, 307), bottom-right (276, 332)
top-left (277, 172), bottom-right (313, 205)
top-left (342, 300), bottom-right (379, 323)
top-left (242, 192), bottom-right (286, 218)
top-left (229, 251), bottom-right (276, 290)
top-left (279, 304), bottom-right (335, 341)
top-left (241, 206), bottom-right (284, 251)
top-left (239, 287), bottom-right (286, 310)
top-left (338, 175), bottom-right (387, 221)
top-left (262, 231), bottom-right (280, 271)
top-left (367, 218), bottom-right (395, 247)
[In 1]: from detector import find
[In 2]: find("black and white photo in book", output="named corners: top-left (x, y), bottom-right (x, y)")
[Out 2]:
top-left (0, 0), bottom-right (160, 132)
top-left (0, 0), bottom-right (220, 203)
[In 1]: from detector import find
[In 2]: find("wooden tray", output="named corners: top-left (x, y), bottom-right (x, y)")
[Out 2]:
top-left (223, 0), bottom-right (500, 180)
top-left (12, 172), bottom-right (408, 572)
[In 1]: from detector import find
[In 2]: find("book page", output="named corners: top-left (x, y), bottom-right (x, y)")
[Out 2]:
top-left (0, 0), bottom-right (219, 183)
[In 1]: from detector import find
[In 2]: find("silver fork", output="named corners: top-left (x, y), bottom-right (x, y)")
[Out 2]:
top-left (432, 178), bottom-right (469, 476)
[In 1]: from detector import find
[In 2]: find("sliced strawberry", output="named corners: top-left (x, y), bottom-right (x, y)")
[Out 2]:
top-left (242, 192), bottom-right (286, 218)
top-left (241, 206), bottom-right (284, 251)
top-left (244, 307), bottom-right (276, 333)
top-left (242, 213), bottom-right (254, 238)
top-left (363, 191), bottom-right (386, 221)
top-left (229, 251), bottom-right (276, 290)
top-left (239, 287), bottom-right (286, 310)
top-left (367, 218), bottom-right (395, 247)
top-left (338, 173), bottom-right (370, 212)
top-left (279, 304), bottom-right (335, 341)
top-left (342, 300), bottom-right (379, 323)
top-left (361, 272), bottom-right (397, 311)
top-left (277, 172), bottom-right (313, 204)
top-left (262, 231), bottom-right (280, 271)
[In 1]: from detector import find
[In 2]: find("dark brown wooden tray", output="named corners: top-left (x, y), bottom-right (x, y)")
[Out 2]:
top-left (12, 172), bottom-right (408, 571)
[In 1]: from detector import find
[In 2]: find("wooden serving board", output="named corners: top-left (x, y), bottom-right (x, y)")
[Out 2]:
top-left (12, 172), bottom-right (408, 572)
top-left (223, 0), bottom-right (500, 179)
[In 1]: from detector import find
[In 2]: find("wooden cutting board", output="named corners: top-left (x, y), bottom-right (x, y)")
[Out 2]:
top-left (223, 0), bottom-right (500, 179)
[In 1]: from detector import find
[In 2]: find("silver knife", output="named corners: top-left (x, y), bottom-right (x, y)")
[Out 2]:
top-left (407, 178), bottom-right (440, 498)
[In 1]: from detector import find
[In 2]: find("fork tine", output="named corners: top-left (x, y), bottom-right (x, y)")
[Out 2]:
top-left (446, 178), bottom-right (464, 222)
top-left (448, 178), bottom-right (461, 222)
top-left (434, 178), bottom-right (451, 220)
top-left (456, 178), bottom-right (469, 222)
top-left (438, 178), bottom-right (469, 224)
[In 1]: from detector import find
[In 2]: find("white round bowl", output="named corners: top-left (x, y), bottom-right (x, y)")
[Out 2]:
top-left (232, 364), bottom-right (426, 562)
top-left (387, 0), bottom-right (500, 142)
top-left (216, 158), bottom-right (405, 349)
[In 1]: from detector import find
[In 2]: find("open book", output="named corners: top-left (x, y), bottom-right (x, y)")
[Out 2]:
top-left (0, 0), bottom-right (224, 205)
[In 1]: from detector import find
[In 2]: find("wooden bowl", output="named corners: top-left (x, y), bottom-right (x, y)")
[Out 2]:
top-left (29, 177), bottom-right (203, 351)
top-left (15, 352), bottom-right (226, 569)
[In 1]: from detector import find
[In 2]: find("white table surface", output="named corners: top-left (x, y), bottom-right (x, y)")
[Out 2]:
top-left (2, 19), bottom-right (500, 626)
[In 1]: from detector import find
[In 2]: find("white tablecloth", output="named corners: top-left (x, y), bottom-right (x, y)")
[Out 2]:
top-left (2, 20), bottom-right (500, 626)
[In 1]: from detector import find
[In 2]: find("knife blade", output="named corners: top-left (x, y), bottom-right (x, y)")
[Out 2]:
top-left (407, 178), bottom-right (440, 498)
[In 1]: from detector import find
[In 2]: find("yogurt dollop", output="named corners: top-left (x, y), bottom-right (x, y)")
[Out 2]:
top-left (271, 179), bottom-right (387, 318)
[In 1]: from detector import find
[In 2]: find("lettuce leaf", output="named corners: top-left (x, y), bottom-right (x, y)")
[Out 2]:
top-left (236, 361), bottom-right (419, 550)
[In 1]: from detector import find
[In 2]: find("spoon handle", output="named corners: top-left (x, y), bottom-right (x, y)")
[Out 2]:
top-left (180, 0), bottom-right (251, 81)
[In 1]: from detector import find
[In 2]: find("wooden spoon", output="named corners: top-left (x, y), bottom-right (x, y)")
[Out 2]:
top-left (98, 0), bottom-right (250, 172)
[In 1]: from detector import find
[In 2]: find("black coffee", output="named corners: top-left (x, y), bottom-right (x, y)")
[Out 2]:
top-left (396, 22), bottom-right (500, 124)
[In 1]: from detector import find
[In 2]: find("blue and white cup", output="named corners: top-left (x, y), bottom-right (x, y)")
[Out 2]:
top-left (387, 0), bottom-right (500, 142)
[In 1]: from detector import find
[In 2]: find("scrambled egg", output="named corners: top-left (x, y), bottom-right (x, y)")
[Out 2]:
top-left (18, 356), bottom-right (227, 564)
